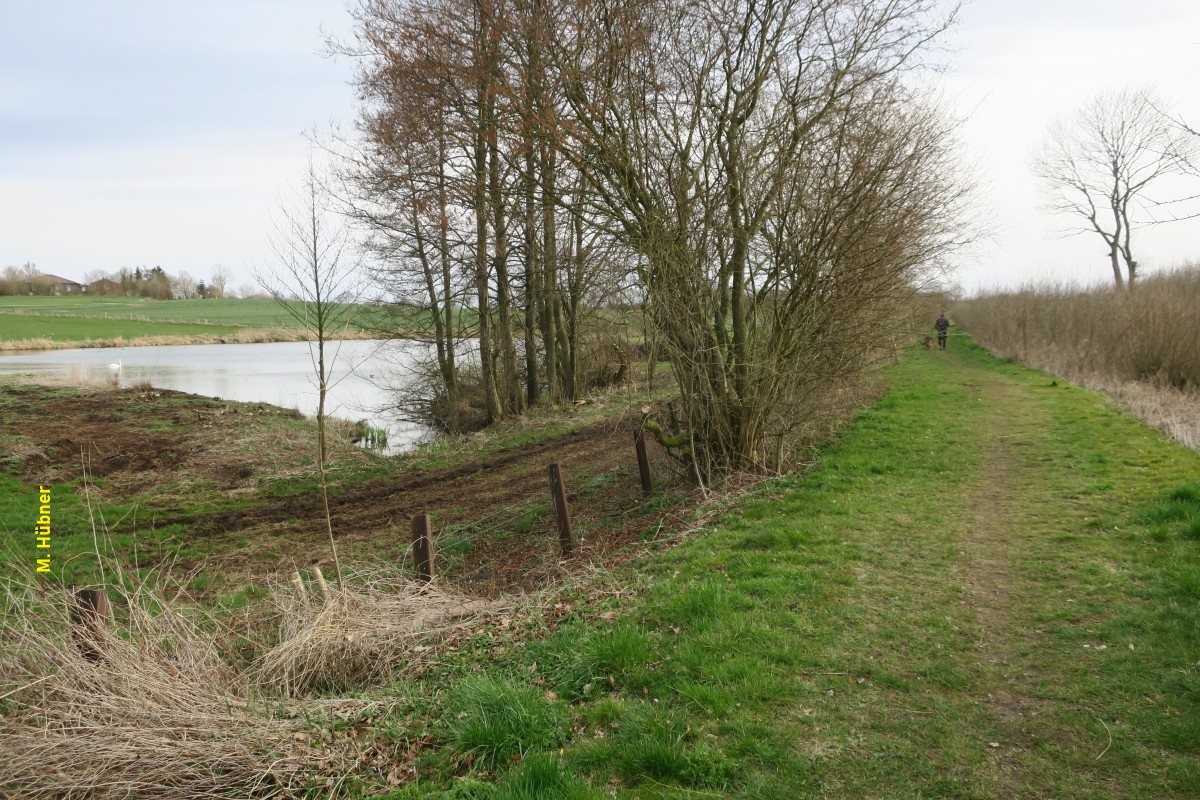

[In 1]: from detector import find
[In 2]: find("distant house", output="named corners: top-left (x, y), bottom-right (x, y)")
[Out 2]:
top-left (88, 278), bottom-right (121, 296)
top-left (31, 274), bottom-right (84, 295)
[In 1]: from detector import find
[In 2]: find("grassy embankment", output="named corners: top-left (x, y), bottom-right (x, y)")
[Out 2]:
top-left (3, 338), bottom-right (1199, 798)
top-left (400, 337), bottom-right (1200, 798)
top-left (0, 296), bottom-right (421, 349)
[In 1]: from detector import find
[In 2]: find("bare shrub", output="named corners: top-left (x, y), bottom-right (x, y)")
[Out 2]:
top-left (575, 318), bottom-right (632, 392)
top-left (552, 0), bottom-right (969, 478)
top-left (254, 569), bottom-right (503, 696)
top-left (955, 265), bottom-right (1200, 391)
top-left (386, 354), bottom-right (491, 436)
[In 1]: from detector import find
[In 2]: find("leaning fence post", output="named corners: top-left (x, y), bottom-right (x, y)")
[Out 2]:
top-left (310, 565), bottom-right (332, 604)
top-left (411, 513), bottom-right (435, 583)
top-left (289, 570), bottom-right (307, 603)
top-left (70, 587), bottom-right (111, 663)
top-left (634, 428), bottom-right (653, 495)
top-left (548, 463), bottom-right (574, 556)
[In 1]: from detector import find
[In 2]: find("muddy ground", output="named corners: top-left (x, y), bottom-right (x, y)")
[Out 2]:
top-left (2, 382), bottom-right (695, 596)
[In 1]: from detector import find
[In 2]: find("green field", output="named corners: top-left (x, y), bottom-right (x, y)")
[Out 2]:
top-left (0, 314), bottom-right (244, 344)
top-left (0, 296), bottom-right (338, 326)
top-left (0, 296), bottom-right (419, 346)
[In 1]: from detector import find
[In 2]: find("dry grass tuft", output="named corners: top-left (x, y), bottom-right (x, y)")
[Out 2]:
top-left (255, 568), bottom-right (504, 696)
top-left (0, 576), bottom-right (356, 799)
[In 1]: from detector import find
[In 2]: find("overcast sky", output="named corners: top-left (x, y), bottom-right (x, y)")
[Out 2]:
top-left (2, 0), bottom-right (1198, 296)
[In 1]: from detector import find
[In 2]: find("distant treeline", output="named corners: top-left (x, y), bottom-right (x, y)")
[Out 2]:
top-left (0, 263), bottom-right (246, 300)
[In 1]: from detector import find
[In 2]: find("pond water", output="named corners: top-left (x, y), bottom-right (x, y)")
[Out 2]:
top-left (0, 339), bottom-right (431, 454)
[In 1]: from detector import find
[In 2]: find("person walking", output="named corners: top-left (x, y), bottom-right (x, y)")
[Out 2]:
top-left (934, 313), bottom-right (950, 350)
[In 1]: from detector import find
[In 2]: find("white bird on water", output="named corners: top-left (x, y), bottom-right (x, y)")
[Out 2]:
top-left (107, 358), bottom-right (122, 371)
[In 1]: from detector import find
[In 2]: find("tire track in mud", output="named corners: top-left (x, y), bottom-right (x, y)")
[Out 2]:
top-left (184, 416), bottom-right (686, 594)
top-left (164, 422), bottom-right (640, 539)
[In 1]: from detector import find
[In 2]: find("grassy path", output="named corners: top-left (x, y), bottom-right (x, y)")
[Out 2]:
top-left (452, 339), bottom-right (1200, 799)
top-left (935, 344), bottom-right (1199, 798)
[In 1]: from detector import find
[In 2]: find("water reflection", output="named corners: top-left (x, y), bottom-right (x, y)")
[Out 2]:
top-left (0, 340), bottom-right (429, 454)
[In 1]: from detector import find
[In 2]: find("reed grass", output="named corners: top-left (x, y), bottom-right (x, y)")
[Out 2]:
top-left (954, 265), bottom-right (1200, 390)
top-left (0, 574), bottom-right (353, 799)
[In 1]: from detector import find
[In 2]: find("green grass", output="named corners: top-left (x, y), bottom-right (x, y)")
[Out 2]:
top-left (0, 296), bottom-right (331, 327)
top-left (5, 334), bottom-right (1199, 798)
top-left (443, 675), bottom-right (570, 771)
top-left (0, 296), bottom-right (432, 345)
top-left (0, 297), bottom-right (446, 347)
top-left (0, 314), bottom-right (243, 343)
top-left (401, 337), bottom-right (1200, 798)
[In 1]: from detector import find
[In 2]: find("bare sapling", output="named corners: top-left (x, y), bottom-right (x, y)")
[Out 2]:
top-left (256, 157), bottom-right (364, 590)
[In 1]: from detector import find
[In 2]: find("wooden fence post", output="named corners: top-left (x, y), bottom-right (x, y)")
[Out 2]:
top-left (548, 463), bottom-right (574, 556)
top-left (70, 587), bottom-right (111, 663)
top-left (411, 513), bottom-right (435, 583)
top-left (634, 428), bottom-right (653, 495)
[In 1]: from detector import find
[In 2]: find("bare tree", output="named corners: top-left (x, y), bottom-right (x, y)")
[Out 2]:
top-left (208, 265), bottom-right (233, 298)
top-left (255, 159), bottom-right (363, 586)
top-left (1033, 87), bottom-right (1196, 290)
top-left (340, 0), bottom-right (636, 432)
top-left (339, 0), bottom-right (967, 478)
top-left (170, 270), bottom-right (198, 299)
top-left (550, 0), bottom-right (966, 477)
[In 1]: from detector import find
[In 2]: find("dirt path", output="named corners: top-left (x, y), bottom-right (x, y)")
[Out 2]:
top-left (184, 417), bottom-right (687, 594)
top-left (952, 366), bottom-right (1050, 798)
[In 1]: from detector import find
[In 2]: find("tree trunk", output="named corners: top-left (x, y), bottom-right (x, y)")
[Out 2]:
top-left (488, 106), bottom-right (522, 415)
top-left (1109, 240), bottom-right (1125, 290)
top-left (409, 184), bottom-right (452, 392)
top-left (316, 336), bottom-right (328, 465)
top-left (437, 130), bottom-right (458, 397)
top-left (475, 86), bottom-right (500, 424)
top-left (540, 142), bottom-right (561, 402)
top-left (523, 144), bottom-right (541, 406)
